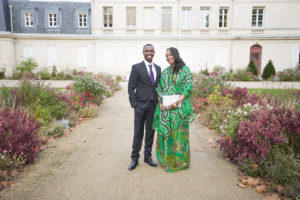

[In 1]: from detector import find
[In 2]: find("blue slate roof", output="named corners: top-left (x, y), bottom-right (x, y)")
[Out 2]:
top-left (7, 0), bottom-right (91, 34)
top-left (0, 0), bottom-right (11, 31)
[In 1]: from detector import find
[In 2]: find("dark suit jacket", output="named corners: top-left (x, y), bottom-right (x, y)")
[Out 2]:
top-left (128, 61), bottom-right (161, 109)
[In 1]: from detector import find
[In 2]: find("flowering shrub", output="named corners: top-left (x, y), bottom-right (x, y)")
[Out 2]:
top-left (97, 73), bottom-right (118, 94)
top-left (72, 74), bottom-right (111, 105)
top-left (192, 73), bottom-right (231, 113)
top-left (0, 109), bottom-right (41, 164)
top-left (207, 85), bottom-right (233, 106)
top-left (219, 103), bottom-right (262, 137)
top-left (192, 88), bottom-right (208, 113)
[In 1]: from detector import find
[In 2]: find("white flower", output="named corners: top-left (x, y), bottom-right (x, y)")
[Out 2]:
top-left (244, 111), bottom-right (247, 115)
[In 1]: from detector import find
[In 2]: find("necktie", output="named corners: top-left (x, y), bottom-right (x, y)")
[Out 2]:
top-left (149, 64), bottom-right (154, 100)
top-left (148, 64), bottom-right (154, 85)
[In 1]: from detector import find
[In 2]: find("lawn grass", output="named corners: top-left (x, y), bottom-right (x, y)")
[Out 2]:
top-left (248, 88), bottom-right (299, 99)
top-left (248, 88), bottom-right (300, 111)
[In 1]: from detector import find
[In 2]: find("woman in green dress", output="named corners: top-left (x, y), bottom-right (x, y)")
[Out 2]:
top-left (152, 47), bottom-right (194, 172)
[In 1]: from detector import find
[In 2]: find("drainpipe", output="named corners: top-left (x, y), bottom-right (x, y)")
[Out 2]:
top-left (9, 5), bottom-right (13, 32)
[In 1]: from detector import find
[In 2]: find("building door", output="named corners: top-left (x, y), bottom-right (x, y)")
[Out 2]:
top-left (250, 45), bottom-right (262, 74)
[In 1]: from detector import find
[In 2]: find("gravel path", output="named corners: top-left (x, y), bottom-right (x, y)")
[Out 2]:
top-left (0, 84), bottom-right (262, 200)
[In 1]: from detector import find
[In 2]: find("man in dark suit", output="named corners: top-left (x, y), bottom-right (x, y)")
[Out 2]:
top-left (128, 44), bottom-right (161, 171)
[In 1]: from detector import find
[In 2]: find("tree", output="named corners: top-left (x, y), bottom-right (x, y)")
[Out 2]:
top-left (262, 60), bottom-right (276, 80)
top-left (247, 60), bottom-right (258, 76)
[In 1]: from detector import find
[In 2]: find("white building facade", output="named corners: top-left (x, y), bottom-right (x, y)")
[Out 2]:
top-left (0, 0), bottom-right (300, 76)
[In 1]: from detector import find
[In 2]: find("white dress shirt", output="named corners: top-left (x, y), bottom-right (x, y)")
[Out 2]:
top-left (144, 60), bottom-right (157, 82)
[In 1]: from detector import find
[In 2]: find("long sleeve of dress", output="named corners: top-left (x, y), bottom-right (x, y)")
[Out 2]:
top-left (181, 67), bottom-right (193, 98)
top-left (156, 79), bottom-right (163, 103)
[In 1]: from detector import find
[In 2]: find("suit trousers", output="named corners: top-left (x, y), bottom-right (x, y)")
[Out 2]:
top-left (131, 101), bottom-right (156, 161)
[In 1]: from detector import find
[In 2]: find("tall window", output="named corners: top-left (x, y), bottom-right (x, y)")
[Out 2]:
top-left (78, 13), bottom-right (87, 28)
top-left (200, 8), bottom-right (210, 28)
top-left (252, 8), bottom-right (264, 27)
top-left (24, 12), bottom-right (34, 27)
top-left (48, 12), bottom-right (57, 28)
top-left (161, 7), bottom-right (172, 30)
top-left (144, 7), bottom-right (154, 30)
top-left (181, 7), bottom-right (191, 29)
top-left (103, 7), bottom-right (113, 28)
top-left (219, 8), bottom-right (228, 28)
top-left (126, 7), bottom-right (136, 28)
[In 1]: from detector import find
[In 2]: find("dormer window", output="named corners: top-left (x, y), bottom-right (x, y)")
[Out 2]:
top-left (24, 11), bottom-right (34, 27)
top-left (48, 12), bottom-right (57, 28)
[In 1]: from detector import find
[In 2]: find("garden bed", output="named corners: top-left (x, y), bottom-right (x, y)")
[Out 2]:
top-left (192, 73), bottom-right (300, 199)
top-left (0, 72), bottom-right (120, 189)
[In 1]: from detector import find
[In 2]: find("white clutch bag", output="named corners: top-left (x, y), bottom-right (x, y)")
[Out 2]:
top-left (162, 95), bottom-right (181, 108)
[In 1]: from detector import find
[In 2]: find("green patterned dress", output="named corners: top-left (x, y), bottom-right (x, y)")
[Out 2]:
top-left (152, 65), bottom-right (194, 172)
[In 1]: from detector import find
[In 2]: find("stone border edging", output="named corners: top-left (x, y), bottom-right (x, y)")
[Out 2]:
top-left (226, 81), bottom-right (300, 89)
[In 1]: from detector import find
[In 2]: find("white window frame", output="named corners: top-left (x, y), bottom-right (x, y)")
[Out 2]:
top-left (103, 7), bottom-right (113, 28)
top-left (200, 8), bottom-right (210, 28)
top-left (24, 11), bottom-right (34, 27)
top-left (161, 7), bottom-right (172, 30)
top-left (252, 8), bottom-right (264, 28)
top-left (126, 7), bottom-right (136, 28)
top-left (219, 8), bottom-right (228, 28)
top-left (48, 12), bottom-right (57, 28)
top-left (181, 7), bottom-right (191, 29)
top-left (78, 12), bottom-right (87, 28)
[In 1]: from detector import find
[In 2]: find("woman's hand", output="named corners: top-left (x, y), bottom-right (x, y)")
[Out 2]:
top-left (159, 103), bottom-right (165, 111)
top-left (168, 102), bottom-right (178, 110)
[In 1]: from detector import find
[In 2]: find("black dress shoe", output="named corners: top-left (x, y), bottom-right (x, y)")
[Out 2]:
top-left (144, 157), bottom-right (157, 167)
top-left (128, 160), bottom-right (138, 171)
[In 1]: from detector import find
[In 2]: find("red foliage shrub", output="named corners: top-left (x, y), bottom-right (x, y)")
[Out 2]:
top-left (0, 109), bottom-right (41, 164)
top-left (218, 107), bottom-right (300, 163)
top-left (222, 87), bottom-right (264, 106)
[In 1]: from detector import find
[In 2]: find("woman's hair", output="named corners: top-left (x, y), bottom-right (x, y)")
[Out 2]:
top-left (167, 47), bottom-right (185, 73)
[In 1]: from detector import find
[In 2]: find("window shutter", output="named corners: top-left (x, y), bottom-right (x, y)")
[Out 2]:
top-left (126, 7), bottom-right (136, 28)
top-left (161, 7), bottom-right (172, 30)
top-left (104, 7), bottom-right (113, 27)
top-left (143, 7), bottom-right (154, 29)
top-left (181, 7), bottom-right (191, 29)
top-left (200, 9), bottom-right (209, 28)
